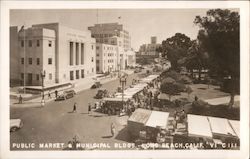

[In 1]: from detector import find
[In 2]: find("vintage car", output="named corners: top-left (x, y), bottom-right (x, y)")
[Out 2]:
top-left (55, 90), bottom-right (76, 101)
top-left (95, 89), bottom-right (108, 99)
top-left (91, 81), bottom-right (102, 89)
top-left (10, 119), bottom-right (23, 132)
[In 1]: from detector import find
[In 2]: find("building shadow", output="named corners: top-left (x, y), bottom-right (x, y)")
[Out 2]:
top-left (115, 126), bottom-right (131, 142)
top-left (80, 112), bottom-right (89, 114)
top-left (102, 135), bottom-right (113, 138)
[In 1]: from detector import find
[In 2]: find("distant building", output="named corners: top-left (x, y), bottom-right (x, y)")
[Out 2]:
top-left (138, 36), bottom-right (161, 57)
top-left (10, 23), bottom-right (96, 86)
top-left (88, 23), bottom-right (131, 51)
top-left (88, 23), bottom-right (135, 71)
top-left (96, 43), bottom-right (118, 73)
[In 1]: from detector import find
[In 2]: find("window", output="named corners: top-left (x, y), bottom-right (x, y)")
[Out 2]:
top-left (81, 43), bottom-right (84, 65)
top-left (48, 58), bottom-right (52, 65)
top-left (28, 40), bottom-right (32, 47)
top-left (75, 43), bottom-right (79, 65)
top-left (21, 73), bottom-right (24, 79)
top-left (36, 74), bottom-right (39, 81)
top-left (91, 57), bottom-right (94, 62)
top-left (92, 68), bottom-right (94, 73)
top-left (70, 42), bottom-right (73, 65)
top-left (48, 41), bottom-right (52, 47)
top-left (21, 40), bottom-right (24, 47)
top-left (96, 53), bottom-right (99, 57)
top-left (96, 46), bottom-right (99, 50)
top-left (37, 58), bottom-right (40, 65)
top-left (81, 69), bottom-right (84, 78)
top-left (70, 71), bottom-right (74, 80)
top-left (49, 73), bottom-right (52, 80)
top-left (96, 60), bottom-right (99, 63)
top-left (91, 45), bottom-right (94, 50)
top-left (76, 70), bottom-right (79, 79)
top-left (21, 58), bottom-right (24, 64)
top-left (28, 58), bottom-right (32, 65)
top-left (37, 40), bottom-right (40, 47)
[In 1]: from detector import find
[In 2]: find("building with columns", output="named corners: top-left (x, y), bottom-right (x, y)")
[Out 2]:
top-left (10, 23), bottom-right (96, 87)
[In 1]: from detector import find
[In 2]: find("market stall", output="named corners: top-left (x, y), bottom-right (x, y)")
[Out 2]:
top-left (228, 120), bottom-right (240, 138)
top-left (145, 111), bottom-right (169, 129)
top-left (127, 108), bottom-right (152, 138)
top-left (208, 117), bottom-right (237, 141)
top-left (102, 97), bottom-right (129, 115)
top-left (187, 114), bottom-right (213, 141)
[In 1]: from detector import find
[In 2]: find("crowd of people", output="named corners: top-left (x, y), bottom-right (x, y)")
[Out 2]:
top-left (93, 76), bottom-right (162, 116)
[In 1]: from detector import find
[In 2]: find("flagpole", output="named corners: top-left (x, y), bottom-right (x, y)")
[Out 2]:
top-left (23, 24), bottom-right (26, 94)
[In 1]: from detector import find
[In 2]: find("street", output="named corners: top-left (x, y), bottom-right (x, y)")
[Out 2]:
top-left (10, 72), bottom-right (140, 150)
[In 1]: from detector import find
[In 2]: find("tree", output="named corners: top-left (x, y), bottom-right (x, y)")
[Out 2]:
top-left (185, 39), bottom-right (209, 81)
top-left (161, 33), bottom-right (192, 70)
top-left (194, 9), bottom-right (239, 108)
top-left (160, 82), bottom-right (182, 100)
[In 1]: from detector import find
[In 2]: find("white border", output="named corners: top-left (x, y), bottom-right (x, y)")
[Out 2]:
top-left (1, 1), bottom-right (249, 159)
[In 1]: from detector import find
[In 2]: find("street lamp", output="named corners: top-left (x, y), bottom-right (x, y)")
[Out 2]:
top-left (40, 70), bottom-right (46, 100)
top-left (120, 76), bottom-right (127, 110)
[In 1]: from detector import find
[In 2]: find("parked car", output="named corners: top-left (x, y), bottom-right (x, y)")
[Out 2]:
top-left (95, 89), bottom-right (108, 99)
top-left (91, 81), bottom-right (102, 89)
top-left (134, 68), bottom-right (142, 73)
top-left (55, 90), bottom-right (76, 101)
top-left (10, 119), bottom-right (23, 132)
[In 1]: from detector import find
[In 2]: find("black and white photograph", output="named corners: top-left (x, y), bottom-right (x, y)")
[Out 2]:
top-left (0, 1), bottom-right (249, 159)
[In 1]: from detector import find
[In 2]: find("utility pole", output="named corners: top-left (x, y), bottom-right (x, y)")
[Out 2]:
top-left (41, 70), bottom-right (46, 106)
top-left (120, 76), bottom-right (127, 110)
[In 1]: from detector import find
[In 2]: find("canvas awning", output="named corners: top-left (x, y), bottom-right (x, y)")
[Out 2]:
top-left (103, 97), bottom-right (129, 102)
top-left (187, 114), bottom-right (213, 138)
top-left (145, 111), bottom-right (169, 129)
top-left (128, 108), bottom-right (152, 124)
top-left (208, 117), bottom-right (237, 137)
top-left (228, 120), bottom-right (240, 138)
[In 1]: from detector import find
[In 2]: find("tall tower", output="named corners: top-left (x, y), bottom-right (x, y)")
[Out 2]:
top-left (151, 36), bottom-right (157, 44)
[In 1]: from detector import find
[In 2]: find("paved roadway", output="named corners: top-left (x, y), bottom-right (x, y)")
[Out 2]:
top-left (10, 72), bottom-right (141, 150)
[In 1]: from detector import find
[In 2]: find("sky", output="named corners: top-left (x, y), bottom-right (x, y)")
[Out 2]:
top-left (10, 9), bottom-right (209, 51)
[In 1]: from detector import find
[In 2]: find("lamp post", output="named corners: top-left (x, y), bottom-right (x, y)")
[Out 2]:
top-left (40, 70), bottom-right (46, 101)
top-left (120, 76), bottom-right (127, 110)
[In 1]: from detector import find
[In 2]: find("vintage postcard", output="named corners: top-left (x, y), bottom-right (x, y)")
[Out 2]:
top-left (0, 1), bottom-right (249, 159)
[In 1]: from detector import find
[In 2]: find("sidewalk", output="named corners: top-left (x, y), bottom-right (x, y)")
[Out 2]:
top-left (10, 70), bottom-right (135, 108)
top-left (204, 95), bottom-right (240, 107)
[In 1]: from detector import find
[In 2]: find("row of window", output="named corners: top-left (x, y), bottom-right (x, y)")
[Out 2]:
top-left (20, 73), bottom-right (53, 81)
top-left (96, 39), bottom-right (116, 45)
top-left (107, 59), bottom-right (114, 63)
top-left (21, 58), bottom-right (52, 65)
top-left (21, 40), bottom-right (52, 47)
top-left (93, 34), bottom-right (115, 38)
top-left (96, 45), bottom-right (115, 51)
top-left (69, 68), bottom-right (94, 80)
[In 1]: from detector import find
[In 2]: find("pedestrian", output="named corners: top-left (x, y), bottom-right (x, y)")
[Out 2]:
top-left (18, 95), bottom-right (23, 104)
top-left (88, 103), bottom-right (91, 114)
top-left (194, 95), bottom-right (198, 101)
top-left (73, 102), bottom-right (77, 113)
top-left (55, 90), bottom-right (58, 99)
top-left (111, 123), bottom-right (115, 137)
top-left (48, 90), bottom-right (51, 99)
top-left (41, 99), bottom-right (45, 107)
